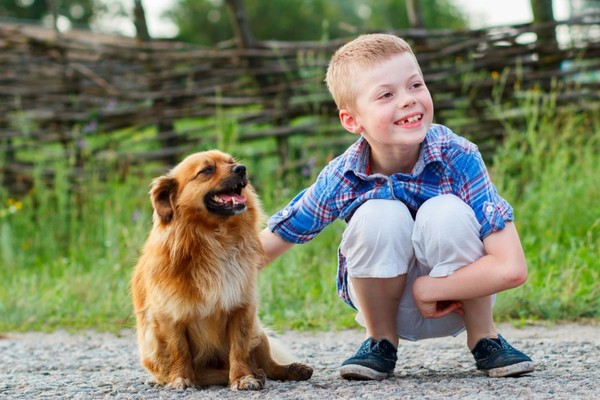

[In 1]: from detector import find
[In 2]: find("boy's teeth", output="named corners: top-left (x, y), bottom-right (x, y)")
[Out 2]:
top-left (403, 115), bottom-right (422, 124)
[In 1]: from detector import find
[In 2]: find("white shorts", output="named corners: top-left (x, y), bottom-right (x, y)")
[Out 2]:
top-left (340, 195), bottom-right (487, 341)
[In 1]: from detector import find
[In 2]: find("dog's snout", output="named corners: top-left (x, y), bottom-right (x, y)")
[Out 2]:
top-left (232, 164), bottom-right (246, 176)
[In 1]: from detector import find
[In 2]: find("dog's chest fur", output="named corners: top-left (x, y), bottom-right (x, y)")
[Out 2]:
top-left (152, 238), bottom-right (259, 322)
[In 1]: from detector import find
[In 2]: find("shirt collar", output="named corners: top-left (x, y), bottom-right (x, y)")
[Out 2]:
top-left (343, 125), bottom-right (445, 177)
top-left (413, 126), bottom-right (444, 175)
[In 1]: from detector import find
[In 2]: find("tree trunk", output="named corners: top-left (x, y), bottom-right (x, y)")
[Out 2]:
top-left (225, 0), bottom-right (256, 49)
top-left (406, 0), bottom-right (426, 48)
top-left (134, 0), bottom-right (151, 42)
top-left (531, 0), bottom-right (555, 25)
top-left (133, 1), bottom-right (178, 164)
top-left (406, 0), bottom-right (425, 29)
top-left (530, 0), bottom-right (560, 71)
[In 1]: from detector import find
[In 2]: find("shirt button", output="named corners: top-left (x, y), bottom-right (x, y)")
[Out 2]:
top-left (281, 209), bottom-right (289, 217)
top-left (486, 205), bottom-right (494, 213)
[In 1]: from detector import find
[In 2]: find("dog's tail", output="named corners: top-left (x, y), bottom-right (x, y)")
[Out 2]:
top-left (268, 335), bottom-right (300, 364)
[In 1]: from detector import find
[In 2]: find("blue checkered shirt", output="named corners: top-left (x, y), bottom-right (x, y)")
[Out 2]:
top-left (267, 124), bottom-right (514, 308)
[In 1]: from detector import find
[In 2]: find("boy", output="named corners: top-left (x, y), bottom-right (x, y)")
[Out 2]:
top-left (259, 34), bottom-right (534, 381)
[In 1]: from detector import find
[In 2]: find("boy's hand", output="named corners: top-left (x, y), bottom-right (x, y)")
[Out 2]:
top-left (413, 276), bottom-right (464, 319)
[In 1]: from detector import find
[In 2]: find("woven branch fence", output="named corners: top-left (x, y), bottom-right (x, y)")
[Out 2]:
top-left (1, 13), bottom-right (599, 194)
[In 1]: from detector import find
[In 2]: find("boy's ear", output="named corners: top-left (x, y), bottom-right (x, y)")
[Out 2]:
top-left (339, 109), bottom-right (363, 134)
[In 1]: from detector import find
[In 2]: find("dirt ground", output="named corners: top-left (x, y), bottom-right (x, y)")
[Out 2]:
top-left (1, 323), bottom-right (599, 399)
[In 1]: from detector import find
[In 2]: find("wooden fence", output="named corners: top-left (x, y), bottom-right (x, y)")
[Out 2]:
top-left (1, 13), bottom-right (600, 194)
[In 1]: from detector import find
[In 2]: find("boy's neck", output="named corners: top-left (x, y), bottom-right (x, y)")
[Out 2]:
top-left (369, 145), bottom-right (420, 176)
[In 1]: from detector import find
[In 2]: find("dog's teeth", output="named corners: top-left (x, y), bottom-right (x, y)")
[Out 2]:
top-left (213, 195), bottom-right (223, 203)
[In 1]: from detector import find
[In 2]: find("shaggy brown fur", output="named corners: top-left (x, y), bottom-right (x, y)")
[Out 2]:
top-left (131, 150), bottom-right (313, 390)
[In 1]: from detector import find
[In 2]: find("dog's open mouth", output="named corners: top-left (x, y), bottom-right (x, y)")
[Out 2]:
top-left (205, 180), bottom-right (248, 215)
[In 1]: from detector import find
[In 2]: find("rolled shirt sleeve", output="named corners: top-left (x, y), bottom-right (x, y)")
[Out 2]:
top-left (267, 164), bottom-right (339, 243)
top-left (453, 148), bottom-right (513, 239)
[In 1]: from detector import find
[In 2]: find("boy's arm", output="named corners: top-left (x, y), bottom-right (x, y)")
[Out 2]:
top-left (413, 221), bottom-right (528, 318)
top-left (259, 228), bottom-right (295, 268)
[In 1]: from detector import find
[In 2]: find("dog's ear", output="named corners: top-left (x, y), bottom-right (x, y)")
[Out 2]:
top-left (150, 176), bottom-right (178, 224)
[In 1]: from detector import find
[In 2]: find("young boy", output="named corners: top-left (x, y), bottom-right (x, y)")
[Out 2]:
top-left (259, 33), bottom-right (534, 381)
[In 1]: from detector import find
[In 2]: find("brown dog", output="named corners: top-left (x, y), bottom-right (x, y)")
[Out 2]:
top-left (131, 150), bottom-right (313, 390)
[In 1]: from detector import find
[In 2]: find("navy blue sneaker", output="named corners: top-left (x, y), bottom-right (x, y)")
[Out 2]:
top-left (339, 337), bottom-right (398, 380)
top-left (471, 334), bottom-right (535, 377)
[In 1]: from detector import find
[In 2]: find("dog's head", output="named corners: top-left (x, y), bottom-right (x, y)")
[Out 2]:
top-left (149, 150), bottom-right (258, 226)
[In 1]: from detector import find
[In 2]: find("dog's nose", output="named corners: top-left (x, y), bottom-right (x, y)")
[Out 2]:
top-left (232, 164), bottom-right (246, 176)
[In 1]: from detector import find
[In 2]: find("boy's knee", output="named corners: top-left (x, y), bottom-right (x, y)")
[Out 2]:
top-left (349, 199), bottom-right (413, 243)
top-left (413, 194), bottom-right (484, 274)
top-left (417, 194), bottom-right (468, 219)
top-left (352, 198), bottom-right (413, 220)
top-left (342, 200), bottom-right (414, 278)
top-left (415, 194), bottom-right (479, 235)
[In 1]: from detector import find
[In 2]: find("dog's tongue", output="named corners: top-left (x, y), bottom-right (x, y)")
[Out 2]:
top-left (218, 193), bottom-right (247, 204)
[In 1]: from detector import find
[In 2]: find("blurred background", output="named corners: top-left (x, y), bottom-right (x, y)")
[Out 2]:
top-left (1, 0), bottom-right (599, 333)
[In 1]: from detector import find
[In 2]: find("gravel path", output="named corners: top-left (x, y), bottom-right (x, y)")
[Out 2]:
top-left (1, 323), bottom-right (599, 399)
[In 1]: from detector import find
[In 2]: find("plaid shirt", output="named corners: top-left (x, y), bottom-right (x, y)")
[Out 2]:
top-left (267, 124), bottom-right (513, 308)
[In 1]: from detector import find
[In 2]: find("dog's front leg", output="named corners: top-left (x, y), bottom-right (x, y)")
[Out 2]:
top-left (226, 307), bottom-right (266, 391)
top-left (162, 323), bottom-right (195, 389)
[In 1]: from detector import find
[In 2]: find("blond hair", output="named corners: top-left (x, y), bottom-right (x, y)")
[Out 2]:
top-left (325, 34), bottom-right (419, 110)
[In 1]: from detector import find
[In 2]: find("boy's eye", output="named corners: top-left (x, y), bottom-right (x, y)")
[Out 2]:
top-left (379, 92), bottom-right (394, 99)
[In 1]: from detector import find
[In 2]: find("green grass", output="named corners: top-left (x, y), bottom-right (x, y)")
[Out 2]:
top-left (258, 220), bottom-right (357, 331)
top-left (0, 161), bottom-right (151, 332)
top-left (490, 91), bottom-right (600, 322)
top-left (1, 90), bottom-right (599, 333)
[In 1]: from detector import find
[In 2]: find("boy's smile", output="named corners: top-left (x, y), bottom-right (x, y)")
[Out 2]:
top-left (339, 52), bottom-right (434, 174)
top-left (397, 112), bottom-right (424, 127)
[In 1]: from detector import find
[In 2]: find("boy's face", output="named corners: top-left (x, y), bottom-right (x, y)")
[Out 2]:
top-left (339, 53), bottom-right (434, 155)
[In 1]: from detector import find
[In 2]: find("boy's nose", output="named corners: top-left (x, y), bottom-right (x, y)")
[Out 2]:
top-left (401, 97), bottom-right (417, 108)
top-left (398, 97), bottom-right (417, 109)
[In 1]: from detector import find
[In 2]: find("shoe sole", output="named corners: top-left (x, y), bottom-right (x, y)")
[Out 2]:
top-left (486, 361), bottom-right (535, 378)
top-left (339, 364), bottom-right (393, 381)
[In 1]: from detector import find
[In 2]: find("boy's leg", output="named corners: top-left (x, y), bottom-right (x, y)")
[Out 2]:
top-left (339, 199), bottom-right (413, 380)
top-left (349, 276), bottom-right (405, 348)
top-left (412, 194), bottom-right (497, 346)
top-left (413, 194), bottom-right (534, 377)
top-left (461, 295), bottom-right (497, 350)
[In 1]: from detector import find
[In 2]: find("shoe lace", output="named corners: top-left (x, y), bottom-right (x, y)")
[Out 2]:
top-left (371, 339), bottom-right (397, 360)
top-left (357, 339), bottom-right (375, 355)
top-left (484, 336), bottom-right (515, 353)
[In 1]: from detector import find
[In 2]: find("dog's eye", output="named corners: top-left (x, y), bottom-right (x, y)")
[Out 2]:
top-left (195, 165), bottom-right (215, 179)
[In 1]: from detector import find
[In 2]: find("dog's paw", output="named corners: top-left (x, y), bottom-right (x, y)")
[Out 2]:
top-left (166, 377), bottom-right (194, 390)
top-left (230, 373), bottom-right (266, 391)
top-left (286, 362), bottom-right (314, 381)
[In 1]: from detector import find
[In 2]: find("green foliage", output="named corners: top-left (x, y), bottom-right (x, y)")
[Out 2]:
top-left (0, 0), bottom-right (122, 27)
top-left (258, 221), bottom-right (356, 331)
top-left (168, 0), bottom-right (467, 46)
top-left (0, 160), bottom-right (151, 332)
top-left (490, 90), bottom-right (600, 322)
